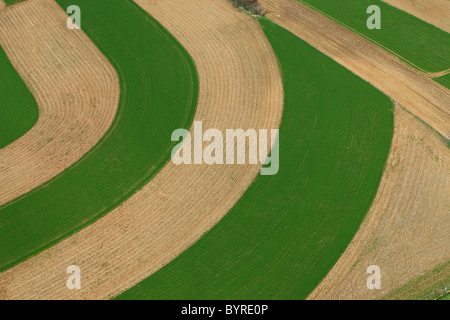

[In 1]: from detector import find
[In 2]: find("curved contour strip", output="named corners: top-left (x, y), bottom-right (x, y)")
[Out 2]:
top-left (0, 0), bottom-right (120, 206)
top-left (0, 0), bottom-right (283, 299)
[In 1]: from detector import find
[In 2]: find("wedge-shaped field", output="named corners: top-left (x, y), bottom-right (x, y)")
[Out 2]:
top-left (435, 73), bottom-right (450, 90)
top-left (298, 0), bottom-right (450, 73)
top-left (382, 0), bottom-right (450, 33)
top-left (0, 0), bottom-right (198, 272)
top-left (116, 18), bottom-right (394, 300)
top-left (0, 46), bottom-right (38, 149)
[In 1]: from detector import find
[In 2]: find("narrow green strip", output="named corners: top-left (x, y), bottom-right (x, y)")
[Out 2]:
top-left (0, 46), bottom-right (38, 149)
top-left (298, 0), bottom-right (450, 73)
top-left (116, 18), bottom-right (394, 300)
top-left (3, 0), bottom-right (25, 6)
top-left (0, 0), bottom-right (198, 272)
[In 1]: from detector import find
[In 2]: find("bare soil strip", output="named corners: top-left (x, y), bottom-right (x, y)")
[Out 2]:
top-left (0, 0), bottom-right (283, 299)
top-left (259, 0), bottom-right (450, 140)
top-left (382, 0), bottom-right (450, 34)
top-left (308, 106), bottom-right (450, 299)
top-left (0, 0), bottom-right (119, 206)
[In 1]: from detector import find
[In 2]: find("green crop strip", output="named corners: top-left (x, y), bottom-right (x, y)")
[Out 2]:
top-left (3, 0), bottom-right (25, 6)
top-left (297, 0), bottom-right (450, 73)
top-left (0, 46), bottom-right (38, 149)
top-left (0, 0), bottom-right (198, 271)
top-left (116, 18), bottom-right (393, 300)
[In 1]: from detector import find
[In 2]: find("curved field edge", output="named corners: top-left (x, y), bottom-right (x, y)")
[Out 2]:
top-left (297, 0), bottom-right (450, 73)
top-left (0, 0), bottom-right (198, 272)
top-left (0, 46), bottom-right (38, 149)
top-left (116, 18), bottom-right (394, 300)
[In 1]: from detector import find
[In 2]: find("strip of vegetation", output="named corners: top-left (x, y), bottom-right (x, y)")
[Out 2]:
top-left (298, 0), bottom-right (450, 73)
top-left (0, 46), bottom-right (39, 149)
top-left (384, 261), bottom-right (450, 300)
top-left (0, 0), bottom-right (198, 272)
top-left (116, 17), bottom-right (393, 300)
top-left (3, 0), bottom-right (25, 6)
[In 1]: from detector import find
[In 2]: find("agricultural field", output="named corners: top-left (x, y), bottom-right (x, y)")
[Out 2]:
top-left (260, 0), bottom-right (450, 140)
top-left (0, 0), bottom-right (120, 206)
top-left (297, 0), bottom-right (450, 73)
top-left (116, 17), bottom-right (393, 300)
top-left (382, 0), bottom-right (450, 33)
top-left (0, 0), bottom-right (283, 299)
top-left (0, 0), bottom-right (448, 304)
top-left (0, 0), bottom-right (198, 272)
top-left (0, 46), bottom-right (38, 149)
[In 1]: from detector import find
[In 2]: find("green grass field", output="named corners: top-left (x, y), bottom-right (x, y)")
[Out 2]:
top-left (0, 46), bottom-right (38, 149)
top-left (116, 18), bottom-right (394, 300)
top-left (0, 0), bottom-right (198, 272)
top-left (298, 0), bottom-right (450, 72)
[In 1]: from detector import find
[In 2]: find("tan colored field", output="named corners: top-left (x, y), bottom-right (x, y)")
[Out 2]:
top-left (0, 0), bottom-right (119, 206)
top-left (382, 0), bottom-right (450, 34)
top-left (308, 106), bottom-right (450, 299)
top-left (0, 0), bottom-right (283, 299)
top-left (0, 1), bottom-right (5, 10)
top-left (259, 0), bottom-right (450, 140)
